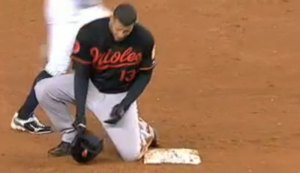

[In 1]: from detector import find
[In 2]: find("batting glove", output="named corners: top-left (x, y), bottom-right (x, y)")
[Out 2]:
top-left (104, 104), bottom-right (126, 125)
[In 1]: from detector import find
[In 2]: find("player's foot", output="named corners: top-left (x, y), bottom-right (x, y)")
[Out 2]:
top-left (48, 141), bottom-right (71, 157)
top-left (10, 112), bottom-right (53, 135)
top-left (149, 129), bottom-right (159, 148)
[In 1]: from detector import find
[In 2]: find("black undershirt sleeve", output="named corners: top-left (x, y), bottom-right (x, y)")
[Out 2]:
top-left (71, 25), bottom-right (93, 118)
top-left (73, 62), bottom-right (90, 117)
top-left (121, 70), bottom-right (152, 110)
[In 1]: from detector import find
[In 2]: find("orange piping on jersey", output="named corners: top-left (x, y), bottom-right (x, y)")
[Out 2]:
top-left (139, 61), bottom-right (157, 71)
top-left (139, 65), bottom-right (155, 71)
top-left (71, 56), bottom-right (92, 65)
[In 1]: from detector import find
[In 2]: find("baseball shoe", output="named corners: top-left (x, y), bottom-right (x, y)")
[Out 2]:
top-left (10, 112), bottom-right (53, 134)
top-left (149, 129), bottom-right (159, 148)
top-left (48, 141), bottom-right (71, 157)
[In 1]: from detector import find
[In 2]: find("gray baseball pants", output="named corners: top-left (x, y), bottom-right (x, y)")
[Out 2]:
top-left (34, 74), bottom-right (155, 161)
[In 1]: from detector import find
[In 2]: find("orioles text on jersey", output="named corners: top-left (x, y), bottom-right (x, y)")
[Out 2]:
top-left (90, 47), bottom-right (142, 71)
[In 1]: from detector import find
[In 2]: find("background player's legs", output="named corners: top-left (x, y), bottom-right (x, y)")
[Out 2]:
top-left (10, 0), bottom-right (79, 134)
top-left (77, 5), bottom-right (111, 26)
top-left (44, 22), bottom-right (78, 76)
top-left (35, 74), bottom-right (156, 160)
top-left (11, 21), bottom-right (79, 134)
top-left (10, 70), bottom-right (53, 134)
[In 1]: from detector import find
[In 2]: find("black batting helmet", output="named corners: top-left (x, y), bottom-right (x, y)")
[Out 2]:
top-left (70, 133), bottom-right (104, 164)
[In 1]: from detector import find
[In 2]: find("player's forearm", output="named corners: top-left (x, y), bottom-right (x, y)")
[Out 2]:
top-left (74, 62), bottom-right (90, 117)
top-left (121, 71), bottom-right (152, 110)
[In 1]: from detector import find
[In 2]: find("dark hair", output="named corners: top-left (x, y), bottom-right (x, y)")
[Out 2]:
top-left (113, 3), bottom-right (137, 26)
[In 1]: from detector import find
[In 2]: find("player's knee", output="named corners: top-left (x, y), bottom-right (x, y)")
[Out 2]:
top-left (34, 79), bottom-right (55, 102)
top-left (33, 70), bottom-right (53, 85)
top-left (34, 81), bottom-right (46, 102)
top-left (119, 148), bottom-right (142, 162)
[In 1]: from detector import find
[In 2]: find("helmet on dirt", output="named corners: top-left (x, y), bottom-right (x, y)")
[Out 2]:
top-left (70, 133), bottom-right (104, 164)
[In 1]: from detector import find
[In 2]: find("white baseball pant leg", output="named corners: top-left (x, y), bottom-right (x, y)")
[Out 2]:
top-left (43, 0), bottom-right (111, 76)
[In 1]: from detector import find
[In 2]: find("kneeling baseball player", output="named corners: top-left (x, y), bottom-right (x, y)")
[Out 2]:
top-left (35, 3), bottom-right (159, 161)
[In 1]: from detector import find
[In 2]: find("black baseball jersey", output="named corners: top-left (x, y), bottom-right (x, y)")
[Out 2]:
top-left (71, 17), bottom-right (156, 93)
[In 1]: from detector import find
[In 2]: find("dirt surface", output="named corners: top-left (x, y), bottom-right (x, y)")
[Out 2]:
top-left (1, 0), bottom-right (300, 172)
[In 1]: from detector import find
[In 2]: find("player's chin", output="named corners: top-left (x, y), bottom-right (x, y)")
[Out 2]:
top-left (114, 37), bottom-right (126, 42)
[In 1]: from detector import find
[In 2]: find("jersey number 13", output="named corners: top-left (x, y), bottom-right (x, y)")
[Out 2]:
top-left (119, 69), bottom-right (137, 82)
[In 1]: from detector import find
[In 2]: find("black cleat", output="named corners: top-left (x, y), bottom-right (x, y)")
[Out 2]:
top-left (48, 141), bottom-right (71, 157)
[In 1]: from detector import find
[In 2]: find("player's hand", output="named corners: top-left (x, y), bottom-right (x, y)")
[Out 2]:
top-left (71, 115), bottom-right (87, 147)
top-left (72, 115), bottom-right (87, 133)
top-left (104, 104), bottom-right (126, 124)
